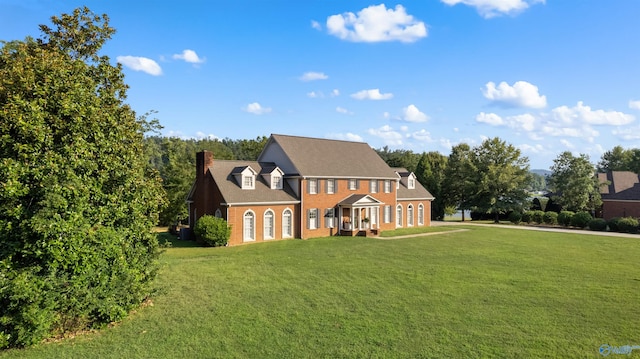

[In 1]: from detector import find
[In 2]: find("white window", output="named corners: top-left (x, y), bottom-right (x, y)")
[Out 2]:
top-left (264, 210), bottom-right (274, 239)
top-left (243, 175), bottom-right (254, 189)
top-left (408, 177), bottom-right (415, 189)
top-left (308, 208), bottom-right (318, 229)
top-left (396, 180), bottom-right (400, 190)
top-left (283, 209), bottom-right (292, 238)
top-left (214, 209), bottom-right (222, 218)
top-left (349, 179), bottom-right (358, 190)
top-left (243, 211), bottom-right (255, 242)
top-left (326, 179), bottom-right (335, 194)
top-left (384, 180), bottom-right (391, 193)
top-left (384, 205), bottom-right (391, 223)
top-left (272, 175), bottom-right (282, 190)
top-left (396, 205), bottom-right (403, 227)
top-left (308, 179), bottom-right (317, 194)
top-left (370, 180), bottom-right (378, 193)
top-left (418, 204), bottom-right (424, 226)
top-left (407, 204), bottom-right (414, 227)
top-left (371, 207), bottom-right (378, 227)
top-left (325, 208), bottom-right (335, 228)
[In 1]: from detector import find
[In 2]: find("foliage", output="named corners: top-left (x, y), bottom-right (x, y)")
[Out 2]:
top-left (415, 152), bottom-right (447, 220)
top-left (607, 217), bottom-right (622, 232)
top-left (442, 143), bottom-right (475, 222)
top-left (588, 218), bottom-right (607, 231)
top-left (375, 146), bottom-right (421, 174)
top-left (548, 152), bottom-right (602, 212)
top-left (531, 210), bottom-right (545, 224)
top-left (597, 145), bottom-right (640, 173)
top-left (557, 211), bottom-right (574, 227)
top-left (508, 211), bottom-right (522, 224)
top-left (528, 172), bottom-right (547, 192)
top-left (193, 215), bottom-right (231, 247)
top-left (543, 211), bottom-right (558, 225)
top-left (0, 7), bottom-right (164, 348)
top-left (570, 211), bottom-right (592, 228)
top-left (221, 136), bottom-right (268, 161)
top-left (616, 217), bottom-right (639, 233)
top-left (521, 211), bottom-right (532, 224)
top-left (468, 138), bottom-right (531, 223)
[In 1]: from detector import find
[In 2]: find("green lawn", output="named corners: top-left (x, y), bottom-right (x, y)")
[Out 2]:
top-left (3, 227), bottom-right (640, 358)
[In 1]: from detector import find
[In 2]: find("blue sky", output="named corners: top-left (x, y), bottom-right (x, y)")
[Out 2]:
top-left (2, 0), bottom-right (639, 169)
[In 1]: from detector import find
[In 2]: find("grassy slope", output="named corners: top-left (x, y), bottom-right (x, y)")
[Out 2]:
top-left (3, 227), bottom-right (640, 358)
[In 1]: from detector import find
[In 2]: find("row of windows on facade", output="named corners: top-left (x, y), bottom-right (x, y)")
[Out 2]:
top-left (307, 178), bottom-right (414, 194)
top-left (223, 203), bottom-right (426, 242)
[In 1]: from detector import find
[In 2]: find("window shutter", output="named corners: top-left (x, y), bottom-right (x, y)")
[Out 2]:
top-left (356, 179), bottom-right (360, 190)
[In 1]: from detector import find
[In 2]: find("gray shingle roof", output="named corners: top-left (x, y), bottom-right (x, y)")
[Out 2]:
top-left (599, 171), bottom-right (640, 201)
top-left (265, 134), bottom-right (399, 179)
top-left (209, 160), bottom-right (299, 205)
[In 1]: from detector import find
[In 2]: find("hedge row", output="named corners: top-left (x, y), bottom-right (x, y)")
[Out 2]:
top-left (510, 211), bottom-right (639, 233)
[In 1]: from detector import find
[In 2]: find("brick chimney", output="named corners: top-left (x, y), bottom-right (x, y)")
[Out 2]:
top-left (196, 151), bottom-right (214, 179)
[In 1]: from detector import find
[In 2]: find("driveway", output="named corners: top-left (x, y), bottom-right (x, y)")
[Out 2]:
top-left (431, 221), bottom-right (640, 239)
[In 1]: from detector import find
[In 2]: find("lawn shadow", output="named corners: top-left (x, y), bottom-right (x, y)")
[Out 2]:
top-left (156, 231), bottom-right (201, 248)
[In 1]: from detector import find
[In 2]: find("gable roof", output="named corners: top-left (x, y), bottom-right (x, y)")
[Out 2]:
top-left (599, 171), bottom-right (640, 201)
top-left (259, 134), bottom-right (398, 179)
top-left (391, 167), bottom-right (435, 200)
top-left (208, 160), bottom-right (299, 205)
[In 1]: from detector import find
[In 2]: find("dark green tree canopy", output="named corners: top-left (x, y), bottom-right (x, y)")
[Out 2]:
top-left (548, 151), bottom-right (602, 212)
top-left (0, 7), bottom-right (164, 348)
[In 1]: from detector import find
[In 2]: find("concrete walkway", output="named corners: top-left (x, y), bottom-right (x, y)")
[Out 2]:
top-left (430, 220), bottom-right (640, 239)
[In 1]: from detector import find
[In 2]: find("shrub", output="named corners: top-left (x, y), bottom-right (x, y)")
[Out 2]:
top-left (194, 215), bottom-right (231, 247)
top-left (607, 217), bottom-right (622, 232)
top-left (543, 211), bottom-right (558, 225)
top-left (558, 211), bottom-right (575, 227)
top-left (508, 212), bottom-right (522, 224)
top-left (570, 211), bottom-right (592, 228)
top-left (521, 211), bottom-right (532, 224)
top-left (531, 210), bottom-right (545, 224)
top-left (617, 217), bottom-right (639, 233)
top-left (588, 218), bottom-right (607, 231)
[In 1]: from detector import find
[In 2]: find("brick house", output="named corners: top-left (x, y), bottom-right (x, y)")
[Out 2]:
top-left (598, 171), bottom-right (640, 219)
top-left (187, 134), bottom-right (434, 246)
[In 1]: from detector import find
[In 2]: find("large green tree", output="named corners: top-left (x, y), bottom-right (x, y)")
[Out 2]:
top-left (415, 152), bottom-right (448, 220)
top-left (442, 143), bottom-right (475, 221)
top-left (548, 151), bottom-right (602, 212)
top-left (597, 145), bottom-right (640, 173)
top-left (0, 8), bottom-right (164, 348)
top-left (468, 138), bottom-right (531, 222)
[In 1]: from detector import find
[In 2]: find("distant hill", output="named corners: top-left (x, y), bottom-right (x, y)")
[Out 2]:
top-left (531, 169), bottom-right (552, 177)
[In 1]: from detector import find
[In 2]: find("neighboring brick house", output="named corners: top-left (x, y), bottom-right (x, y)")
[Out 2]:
top-left (598, 171), bottom-right (640, 219)
top-left (187, 134), bottom-right (434, 246)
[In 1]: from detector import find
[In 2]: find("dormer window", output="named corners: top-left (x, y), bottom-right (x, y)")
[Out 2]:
top-left (243, 174), bottom-right (254, 189)
top-left (408, 176), bottom-right (415, 189)
top-left (272, 175), bottom-right (282, 190)
top-left (261, 166), bottom-right (284, 190)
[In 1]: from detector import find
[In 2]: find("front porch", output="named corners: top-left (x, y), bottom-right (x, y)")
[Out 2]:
top-left (337, 194), bottom-right (382, 237)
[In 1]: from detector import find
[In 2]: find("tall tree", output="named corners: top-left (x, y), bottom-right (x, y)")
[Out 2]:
top-left (469, 138), bottom-right (531, 222)
top-left (415, 152), bottom-right (448, 220)
top-left (442, 143), bottom-right (475, 221)
top-left (548, 151), bottom-right (602, 212)
top-left (597, 145), bottom-right (632, 172)
top-left (375, 146), bottom-right (421, 173)
top-left (0, 7), bottom-right (164, 348)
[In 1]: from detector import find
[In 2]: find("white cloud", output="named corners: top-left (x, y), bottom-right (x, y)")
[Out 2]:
top-left (326, 4), bottom-right (427, 43)
top-left (441, 0), bottom-right (545, 18)
top-left (331, 89), bottom-right (340, 97)
top-left (475, 112), bottom-right (504, 126)
top-left (482, 81), bottom-right (547, 109)
top-left (559, 139), bottom-right (575, 149)
top-left (307, 91), bottom-right (322, 98)
top-left (402, 104), bottom-right (430, 122)
top-left (311, 20), bottom-right (322, 30)
top-left (411, 129), bottom-right (433, 142)
top-left (550, 101), bottom-right (634, 126)
top-left (327, 132), bottom-right (363, 142)
top-left (519, 143), bottom-right (545, 154)
top-left (613, 126), bottom-right (640, 141)
top-left (336, 106), bottom-right (353, 115)
top-left (195, 131), bottom-right (220, 140)
top-left (299, 71), bottom-right (328, 81)
top-left (400, 125), bottom-right (409, 132)
top-left (629, 100), bottom-right (640, 110)
top-left (172, 49), bottom-right (205, 64)
top-left (351, 89), bottom-right (393, 100)
top-left (116, 56), bottom-right (162, 76)
top-left (367, 125), bottom-right (403, 146)
top-left (243, 102), bottom-right (272, 115)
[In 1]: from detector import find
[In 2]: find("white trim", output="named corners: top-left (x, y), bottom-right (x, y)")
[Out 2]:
top-left (221, 201), bottom-right (300, 206)
top-left (407, 204), bottom-right (414, 227)
top-left (282, 208), bottom-right (293, 238)
top-left (264, 209), bottom-right (275, 240)
top-left (243, 210), bottom-right (256, 242)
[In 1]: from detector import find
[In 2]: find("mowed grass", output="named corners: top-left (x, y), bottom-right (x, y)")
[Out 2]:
top-left (3, 227), bottom-right (640, 358)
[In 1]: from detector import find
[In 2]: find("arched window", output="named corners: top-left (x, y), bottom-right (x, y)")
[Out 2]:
top-left (264, 210), bottom-right (274, 240)
top-left (282, 209), bottom-right (293, 238)
top-left (418, 204), bottom-right (424, 226)
top-left (407, 204), bottom-right (414, 227)
top-left (396, 205), bottom-right (403, 227)
top-left (243, 210), bottom-right (255, 242)
top-left (215, 209), bottom-right (222, 218)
